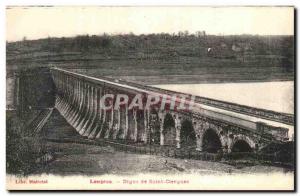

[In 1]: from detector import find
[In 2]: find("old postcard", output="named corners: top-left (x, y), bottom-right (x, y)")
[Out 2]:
top-left (6, 6), bottom-right (295, 190)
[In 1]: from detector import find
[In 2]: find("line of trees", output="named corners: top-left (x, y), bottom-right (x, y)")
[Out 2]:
top-left (7, 32), bottom-right (294, 61)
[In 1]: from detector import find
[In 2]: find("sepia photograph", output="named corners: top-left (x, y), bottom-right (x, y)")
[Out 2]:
top-left (5, 6), bottom-right (295, 190)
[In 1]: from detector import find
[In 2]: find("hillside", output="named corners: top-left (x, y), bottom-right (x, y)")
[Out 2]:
top-left (6, 33), bottom-right (294, 84)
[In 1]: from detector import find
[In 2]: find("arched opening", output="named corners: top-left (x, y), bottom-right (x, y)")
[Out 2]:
top-left (127, 109), bottom-right (135, 141)
top-left (136, 109), bottom-right (145, 142)
top-left (100, 110), bottom-right (111, 139)
top-left (231, 140), bottom-right (252, 152)
top-left (180, 119), bottom-right (196, 147)
top-left (117, 107), bottom-right (126, 140)
top-left (163, 113), bottom-right (176, 146)
top-left (202, 129), bottom-right (222, 153)
top-left (149, 110), bottom-right (160, 145)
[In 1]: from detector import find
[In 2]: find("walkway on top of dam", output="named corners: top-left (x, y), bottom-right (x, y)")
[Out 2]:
top-left (66, 68), bottom-right (293, 124)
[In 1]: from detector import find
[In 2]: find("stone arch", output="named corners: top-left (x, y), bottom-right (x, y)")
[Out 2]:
top-left (201, 127), bottom-right (224, 153)
top-left (229, 135), bottom-right (256, 153)
top-left (163, 113), bottom-right (176, 146)
top-left (194, 120), bottom-right (227, 152)
top-left (117, 105), bottom-right (127, 139)
top-left (149, 109), bottom-right (160, 144)
top-left (180, 118), bottom-right (196, 147)
top-left (127, 109), bottom-right (135, 140)
top-left (136, 109), bottom-right (145, 142)
top-left (231, 140), bottom-right (252, 152)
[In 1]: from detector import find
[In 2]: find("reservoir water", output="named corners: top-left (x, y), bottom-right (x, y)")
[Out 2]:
top-left (153, 81), bottom-right (294, 114)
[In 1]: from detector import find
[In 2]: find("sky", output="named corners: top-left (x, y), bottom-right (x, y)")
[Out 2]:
top-left (6, 6), bottom-right (294, 42)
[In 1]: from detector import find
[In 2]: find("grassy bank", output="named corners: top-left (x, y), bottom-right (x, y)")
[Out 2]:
top-left (6, 111), bottom-right (47, 175)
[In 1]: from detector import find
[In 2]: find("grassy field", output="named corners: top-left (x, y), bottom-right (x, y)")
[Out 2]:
top-left (6, 33), bottom-right (294, 84)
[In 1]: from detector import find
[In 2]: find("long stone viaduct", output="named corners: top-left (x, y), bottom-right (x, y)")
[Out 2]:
top-left (50, 67), bottom-right (293, 154)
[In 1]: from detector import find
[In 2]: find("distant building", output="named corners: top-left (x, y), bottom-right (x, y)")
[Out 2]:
top-left (231, 44), bottom-right (242, 52)
top-left (196, 31), bottom-right (206, 37)
top-left (232, 43), bottom-right (252, 52)
top-left (207, 43), bottom-right (235, 59)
